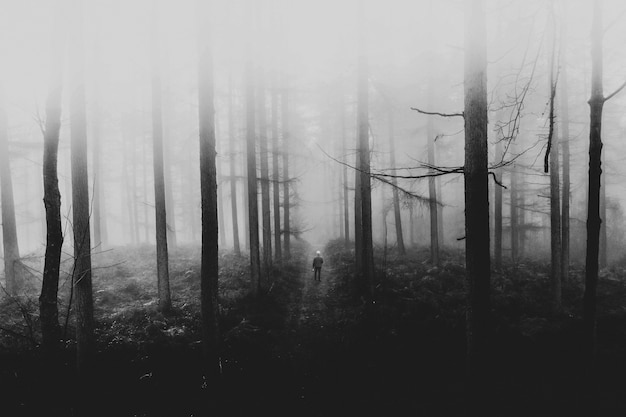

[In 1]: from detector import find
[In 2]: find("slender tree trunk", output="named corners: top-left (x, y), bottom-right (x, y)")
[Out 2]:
top-left (246, 13), bottom-right (261, 294)
top-left (271, 76), bottom-right (282, 261)
top-left (464, 1), bottom-right (492, 414)
top-left (0, 94), bottom-right (21, 296)
top-left (39, 43), bottom-right (64, 351)
top-left (281, 83), bottom-right (290, 259)
top-left (69, 0), bottom-right (95, 380)
top-left (600, 171), bottom-right (607, 268)
top-left (151, 8), bottom-right (171, 312)
top-left (560, 18), bottom-right (570, 281)
top-left (437, 173), bottom-right (444, 247)
top-left (91, 87), bottom-right (106, 249)
top-left (354, 137), bottom-right (363, 270)
top-left (197, 0), bottom-right (220, 377)
top-left (560, 121), bottom-right (570, 278)
top-left (427, 106), bottom-right (439, 266)
top-left (257, 73), bottom-right (272, 282)
top-left (388, 112), bottom-right (405, 255)
top-left (342, 102), bottom-right (350, 246)
top-left (494, 139), bottom-right (503, 271)
top-left (583, 2), bottom-right (606, 410)
top-left (163, 84), bottom-right (177, 249)
top-left (548, 26), bottom-right (562, 313)
top-left (357, 1), bottom-right (373, 296)
top-left (409, 203), bottom-right (415, 247)
top-left (510, 165), bottom-right (519, 264)
top-left (216, 121), bottom-right (226, 249)
top-left (228, 76), bottom-right (241, 256)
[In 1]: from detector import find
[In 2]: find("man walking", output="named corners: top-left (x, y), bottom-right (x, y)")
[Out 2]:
top-left (312, 250), bottom-right (324, 282)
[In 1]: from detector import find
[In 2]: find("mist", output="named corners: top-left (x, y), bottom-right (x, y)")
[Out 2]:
top-left (3, 0), bottom-right (626, 416)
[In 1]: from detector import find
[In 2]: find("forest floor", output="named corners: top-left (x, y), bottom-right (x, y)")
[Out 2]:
top-left (1, 239), bottom-right (626, 416)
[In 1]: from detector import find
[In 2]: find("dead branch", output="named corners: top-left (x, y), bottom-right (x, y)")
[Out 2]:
top-left (410, 107), bottom-right (464, 118)
top-left (603, 79), bottom-right (626, 102)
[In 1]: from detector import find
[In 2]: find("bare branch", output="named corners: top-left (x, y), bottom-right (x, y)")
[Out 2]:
top-left (410, 107), bottom-right (464, 118)
top-left (604, 79), bottom-right (626, 102)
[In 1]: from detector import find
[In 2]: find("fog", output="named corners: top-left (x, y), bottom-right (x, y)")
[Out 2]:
top-left (2, 0), bottom-right (626, 262)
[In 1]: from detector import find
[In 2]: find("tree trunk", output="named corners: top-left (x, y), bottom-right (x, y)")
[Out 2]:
top-left (560, 16), bottom-right (570, 282)
top-left (493, 139), bottom-right (503, 271)
top-left (510, 165), bottom-right (519, 264)
top-left (39, 47), bottom-right (64, 353)
top-left (257, 70), bottom-right (272, 281)
top-left (151, 8), bottom-right (171, 312)
top-left (599, 171), bottom-right (607, 268)
top-left (246, 12), bottom-right (261, 294)
top-left (464, 0), bottom-right (492, 414)
top-left (357, 1), bottom-right (373, 297)
top-left (342, 102), bottom-right (350, 247)
top-left (228, 76), bottom-right (241, 256)
top-left (281, 83), bottom-right (290, 259)
top-left (548, 28), bottom-right (562, 313)
top-left (69, 0), bottom-right (95, 380)
top-left (163, 84), bottom-right (177, 249)
top-left (0, 94), bottom-right (21, 296)
top-left (216, 121), bottom-right (226, 249)
top-left (427, 108), bottom-right (440, 266)
top-left (91, 85), bottom-right (106, 250)
top-left (197, 0), bottom-right (221, 378)
top-left (388, 112), bottom-right (405, 255)
top-left (583, 1), bottom-right (605, 410)
top-left (271, 75), bottom-right (282, 262)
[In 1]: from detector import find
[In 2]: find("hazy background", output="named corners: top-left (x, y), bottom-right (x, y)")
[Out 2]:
top-left (1, 0), bottom-right (626, 261)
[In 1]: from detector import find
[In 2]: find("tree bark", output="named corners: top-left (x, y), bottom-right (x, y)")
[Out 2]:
top-left (163, 84), bottom-right (177, 249)
top-left (583, 1), bottom-right (605, 410)
top-left (197, 0), bottom-right (221, 377)
top-left (464, 0), bottom-right (492, 414)
top-left (69, 0), bottom-right (95, 380)
top-left (600, 170), bottom-right (607, 268)
top-left (151, 7), bottom-right (172, 312)
top-left (388, 112), bottom-right (405, 255)
top-left (228, 76), bottom-right (241, 256)
top-left (246, 6), bottom-right (262, 293)
top-left (257, 70), bottom-right (272, 281)
top-left (427, 105), bottom-right (439, 266)
top-left (281, 83), bottom-right (290, 259)
top-left (357, 1), bottom-right (374, 297)
top-left (560, 16), bottom-right (570, 282)
top-left (548, 26), bottom-right (562, 313)
top-left (342, 101), bottom-right (350, 247)
top-left (271, 75), bottom-right (282, 262)
top-left (510, 165), bottom-right (519, 264)
top-left (0, 93), bottom-right (21, 296)
top-left (493, 139), bottom-right (503, 272)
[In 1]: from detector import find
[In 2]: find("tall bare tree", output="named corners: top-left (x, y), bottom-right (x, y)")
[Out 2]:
top-left (357, 1), bottom-right (374, 297)
top-left (546, 15), bottom-right (561, 313)
top-left (228, 75), bottom-right (241, 256)
top-left (257, 71), bottom-right (272, 277)
top-left (0, 90), bottom-right (21, 296)
top-left (464, 0), bottom-right (491, 413)
top-left (246, 3), bottom-right (262, 293)
top-left (281, 89), bottom-right (291, 260)
top-left (426, 87), bottom-right (439, 266)
top-left (151, 4), bottom-right (171, 312)
top-left (271, 76), bottom-right (282, 262)
top-left (583, 1), bottom-right (626, 409)
top-left (197, 0), bottom-right (221, 377)
top-left (69, 0), bottom-right (95, 378)
top-left (560, 24), bottom-right (570, 282)
top-left (388, 111), bottom-right (405, 255)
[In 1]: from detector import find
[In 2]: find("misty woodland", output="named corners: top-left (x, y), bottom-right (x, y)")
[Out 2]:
top-left (2, 0), bottom-right (626, 416)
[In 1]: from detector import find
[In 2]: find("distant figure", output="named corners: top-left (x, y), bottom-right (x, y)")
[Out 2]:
top-left (312, 251), bottom-right (324, 281)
